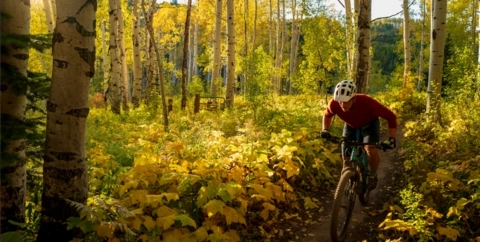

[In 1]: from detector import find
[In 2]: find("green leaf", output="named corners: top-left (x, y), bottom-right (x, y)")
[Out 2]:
top-left (175, 214), bottom-right (197, 228)
top-left (0, 231), bottom-right (25, 242)
top-left (66, 217), bottom-right (82, 230)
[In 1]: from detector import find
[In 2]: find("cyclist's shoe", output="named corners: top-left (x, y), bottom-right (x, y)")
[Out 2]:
top-left (367, 175), bottom-right (378, 190)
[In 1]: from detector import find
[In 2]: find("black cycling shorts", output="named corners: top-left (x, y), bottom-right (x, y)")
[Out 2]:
top-left (341, 118), bottom-right (380, 159)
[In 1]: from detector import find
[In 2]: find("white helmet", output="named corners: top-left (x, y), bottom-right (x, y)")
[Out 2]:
top-left (334, 80), bottom-right (357, 102)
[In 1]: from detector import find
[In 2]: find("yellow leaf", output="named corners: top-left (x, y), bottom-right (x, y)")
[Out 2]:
top-left (427, 169), bottom-right (464, 191)
top-left (143, 216), bottom-right (156, 231)
top-left (156, 214), bottom-right (176, 230)
top-left (193, 227), bottom-right (208, 241)
top-left (147, 195), bottom-right (163, 208)
top-left (284, 158), bottom-right (300, 178)
top-left (160, 192), bottom-right (180, 202)
top-left (230, 167), bottom-right (245, 183)
top-left (129, 190), bottom-right (148, 206)
top-left (223, 230), bottom-right (241, 242)
top-left (223, 206), bottom-right (241, 225)
top-left (249, 184), bottom-right (273, 198)
top-left (129, 216), bottom-right (143, 231)
top-left (277, 179), bottom-right (294, 192)
top-left (447, 198), bottom-right (469, 218)
top-left (96, 223), bottom-right (114, 238)
top-left (197, 186), bottom-right (209, 207)
top-left (203, 199), bottom-right (225, 217)
top-left (138, 234), bottom-right (150, 242)
top-left (260, 202), bottom-right (276, 220)
top-left (266, 183), bottom-right (284, 201)
top-left (437, 226), bottom-right (460, 240)
top-left (131, 208), bottom-right (143, 215)
top-left (162, 228), bottom-right (185, 242)
top-left (91, 167), bottom-right (105, 179)
top-left (257, 153), bottom-right (269, 163)
top-left (155, 205), bottom-right (178, 217)
top-left (304, 197), bottom-right (318, 209)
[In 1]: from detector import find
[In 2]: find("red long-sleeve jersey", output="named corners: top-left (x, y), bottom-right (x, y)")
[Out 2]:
top-left (324, 94), bottom-right (397, 129)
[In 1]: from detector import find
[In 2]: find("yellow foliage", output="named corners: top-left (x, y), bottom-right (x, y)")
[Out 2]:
top-left (143, 215), bottom-right (156, 231)
top-left (223, 206), bottom-right (246, 225)
top-left (155, 205), bottom-right (178, 217)
top-left (437, 226), bottom-right (460, 240)
top-left (129, 216), bottom-right (143, 231)
top-left (427, 169), bottom-right (464, 191)
top-left (162, 228), bottom-right (190, 242)
top-left (156, 214), bottom-right (176, 230)
top-left (379, 218), bottom-right (416, 236)
top-left (160, 192), bottom-right (180, 202)
top-left (203, 199), bottom-right (225, 217)
top-left (249, 184), bottom-right (273, 199)
top-left (447, 198), bottom-right (469, 218)
top-left (260, 202), bottom-right (276, 220)
top-left (193, 227), bottom-right (209, 241)
top-left (129, 190), bottom-right (148, 206)
top-left (303, 197), bottom-right (318, 209)
top-left (97, 222), bottom-right (114, 238)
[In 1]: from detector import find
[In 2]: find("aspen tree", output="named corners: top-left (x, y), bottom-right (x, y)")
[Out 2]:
top-left (37, 0), bottom-right (96, 240)
top-left (0, 0), bottom-right (30, 233)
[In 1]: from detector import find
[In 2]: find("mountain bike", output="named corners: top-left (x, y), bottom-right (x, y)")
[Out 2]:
top-left (327, 135), bottom-right (390, 242)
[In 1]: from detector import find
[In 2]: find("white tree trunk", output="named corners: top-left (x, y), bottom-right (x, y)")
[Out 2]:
top-left (426, 0), bottom-right (447, 122)
top-left (42, 0), bottom-right (54, 32)
top-left (132, 0), bottom-right (142, 108)
top-left (109, 0), bottom-right (122, 114)
top-left (355, 0), bottom-right (371, 94)
top-left (193, 19), bottom-right (199, 76)
top-left (225, 0), bottom-right (235, 108)
top-left (50, 0), bottom-right (57, 23)
top-left (477, 0), bottom-right (480, 100)
top-left (116, 0), bottom-right (129, 112)
top-left (37, 0), bottom-right (95, 239)
top-left (145, 6), bottom-right (155, 98)
top-left (269, 0), bottom-right (274, 55)
top-left (101, 21), bottom-right (110, 99)
top-left (344, 0), bottom-right (354, 79)
top-left (181, 0), bottom-right (193, 109)
top-left (211, 0), bottom-right (223, 96)
top-left (0, 0), bottom-right (29, 233)
top-left (403, 0), bottom-right (411, 88)
top-left (141, 0), bottom-right (169, 130)
top-left (417, 0), bottom-right (426, 91)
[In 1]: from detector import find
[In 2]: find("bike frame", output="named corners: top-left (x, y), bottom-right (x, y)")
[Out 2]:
top-left (342, 130), bottom-right (371, 194)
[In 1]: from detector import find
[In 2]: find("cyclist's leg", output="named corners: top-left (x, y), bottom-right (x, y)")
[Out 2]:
top-left (362, 119), bottom-right (380, 189)
top-left (342, 123), bottom-right (357, 168)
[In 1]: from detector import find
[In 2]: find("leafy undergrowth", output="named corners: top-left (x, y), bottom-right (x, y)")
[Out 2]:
top-left (73, 95), bottom-right (346, 241)
top-left (375, 91), bottom-right (480, 241)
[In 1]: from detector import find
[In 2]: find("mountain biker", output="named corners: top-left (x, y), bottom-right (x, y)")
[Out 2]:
top-left (320, 80), bottom-right (397, 190)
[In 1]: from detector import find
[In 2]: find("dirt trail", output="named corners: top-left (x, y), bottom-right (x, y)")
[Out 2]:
top-left (273, 128), bottom-right (405, 242)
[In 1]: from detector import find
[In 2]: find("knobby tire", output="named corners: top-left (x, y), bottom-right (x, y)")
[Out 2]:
top-left (330, 170), bottom-right (357, 242)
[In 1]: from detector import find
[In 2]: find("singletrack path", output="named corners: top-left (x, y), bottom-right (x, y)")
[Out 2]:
top-left (273, 128), bottom-right (405, 242)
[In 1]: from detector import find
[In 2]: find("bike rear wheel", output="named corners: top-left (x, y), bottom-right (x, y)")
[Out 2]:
top-left (330, 170), bottom-right (357, 242)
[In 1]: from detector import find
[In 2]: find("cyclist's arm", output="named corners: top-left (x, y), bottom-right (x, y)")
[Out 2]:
top-left (389, 128), bottom-right (396, 139)
top-left (323, 115), bottom-right (333, 130)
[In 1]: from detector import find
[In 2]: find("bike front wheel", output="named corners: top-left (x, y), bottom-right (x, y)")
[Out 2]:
top-left (330, 169), bottom-right (357, 242)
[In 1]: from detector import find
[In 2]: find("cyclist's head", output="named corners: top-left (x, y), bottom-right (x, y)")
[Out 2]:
top-left (334, 80), bottom-right (357, 102)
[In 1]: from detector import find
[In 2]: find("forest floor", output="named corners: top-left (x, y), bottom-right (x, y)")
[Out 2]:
top-left (272, 128), bottom-right (407, 242)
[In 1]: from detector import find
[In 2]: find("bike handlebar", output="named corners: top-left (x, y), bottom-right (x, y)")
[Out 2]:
top-left (326, 136), bottom-right (391, 152)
